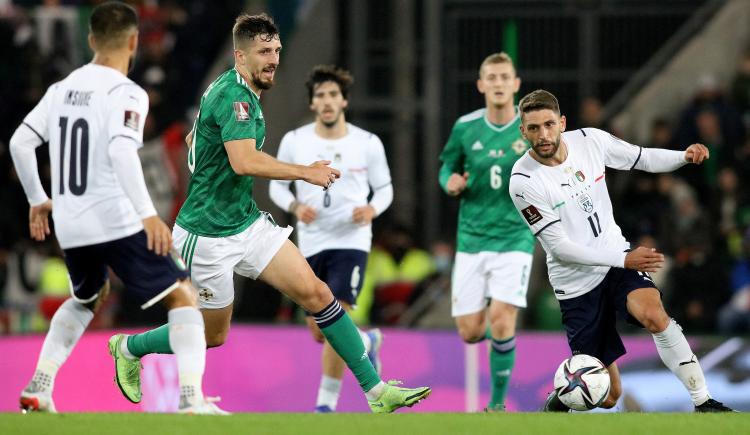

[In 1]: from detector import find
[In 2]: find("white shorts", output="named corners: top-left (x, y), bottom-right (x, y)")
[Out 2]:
top-left (173, 213), bottom-right (293, 309)
top-left (451, 251), bottom-right (532, 317)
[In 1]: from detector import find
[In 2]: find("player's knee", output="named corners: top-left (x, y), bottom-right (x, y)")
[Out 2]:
top-left (82, 281), bottom-right (110, 313)
top-left (640, 306), bottom-right (669, 333)
top-left (298, 279), bottom-right (333, 313)
top-left (457, 325), bottom-right (485, 344)
top-left (164, 281), bottom-right (198, 309)
top-left (205, 328), bottom-right (228, 348)
top-left (490, 316), bottom-right (516, 338)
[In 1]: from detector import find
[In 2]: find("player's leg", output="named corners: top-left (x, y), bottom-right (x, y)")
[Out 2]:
top-left (307, 250), bottom-right (378, 412)
top-left (105, 230), bottom-right (226, 414)
top-left (258, 240), bottom-right (430, 412)
top-left (452, 252), bottom-right (489, 343)
top-left (625, 284), bottom-right (733, 411)
top-left (121, 225), bottom-right (238, 358)
top-left (599, 362), bottom-right (622, 408)
top-left (20, 246), bottom-right (108, 413)
top-left (544, 273), bottom-right (624, 412)
top-left (485, 251), bottom-right (531, 411)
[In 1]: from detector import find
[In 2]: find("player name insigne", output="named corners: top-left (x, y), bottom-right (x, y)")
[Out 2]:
top-left (64, 90), bottom-right (94, 106)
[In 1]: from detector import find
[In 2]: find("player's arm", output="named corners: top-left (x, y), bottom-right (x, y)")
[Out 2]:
top-left (10, 87), bottom-right (55, 241)
top-left (107, 87), bottom-right (170, 255)
top-left (355, 135), bottom-right (393, 225)
top-left (509, 177), bottom-right (661, 271)
top-left (592, 128), bottom-right (709, 173)
top-left (438, 123), bottom-right (468, 196)
top-left (225, 139), bottom-right (339, 188)
top-left (268, 132), bottom-right (317, 223)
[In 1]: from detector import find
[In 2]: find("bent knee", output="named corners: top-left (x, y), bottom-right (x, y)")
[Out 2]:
top-left (457, 325), bottom-right (486, 343)
top-left (165, 281), bottom-right (198, 309)
top-left (205, 329), bottom-right (229, 348)
top-left (640, 308), bottom-right (669, 333)
top-left (299, 280), bottom-right (334, 313)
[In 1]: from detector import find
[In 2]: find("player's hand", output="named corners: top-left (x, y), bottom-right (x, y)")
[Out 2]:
top-left (303, 160), bottom-right (341, 189)
top-left (624, 247), bottom-right (664, 273)
top-left (352, 205), bottom-right (376, 226)
top-left (29, 200), bottom-right (53, 241)
top-left (142, 215), bottom-right (172, 256)
top-left (684, 143), bottom-right (709, 164)
top-left (293, 203), bottom-right (317, 224)
top-left (446, 172), bottom-right (469, 196)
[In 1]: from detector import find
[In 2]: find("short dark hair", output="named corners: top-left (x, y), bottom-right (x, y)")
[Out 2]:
top-left (89, 1), bottom-right (138, 49)
top-left (519, 89), bottom-right (561, 118)
top-left (233, 13), bottom-right (279, 48)
top-left (305, 65), bottom-right (354, 103)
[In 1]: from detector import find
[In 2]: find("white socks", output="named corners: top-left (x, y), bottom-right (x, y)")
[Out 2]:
top-left (30, 299), bottom-right (94, 394)
top-left (359, 329), bottom-right (372, 353)
top-left (168, 307), bottom-right (206, 407)
top-left (652, 319), bottom-right (710, 405)
top-left (316, 375), bottom-right (343, 410)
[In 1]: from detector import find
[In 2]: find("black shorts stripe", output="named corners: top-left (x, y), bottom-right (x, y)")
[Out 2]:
top-left (534, 219), bottom-right (561, 236)
top-left (23, 122), bottom-right (45, 143)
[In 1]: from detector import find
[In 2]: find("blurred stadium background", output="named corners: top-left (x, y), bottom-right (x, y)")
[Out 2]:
top-left (0, 0), bottom-right (749, 413)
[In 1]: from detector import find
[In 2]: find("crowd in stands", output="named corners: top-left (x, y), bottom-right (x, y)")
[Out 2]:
top-left (0, 1), bottom-right (748, 336)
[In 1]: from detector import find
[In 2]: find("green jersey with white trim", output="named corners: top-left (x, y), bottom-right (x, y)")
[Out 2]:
top-left (439, 108), bottom-right (534, 254)
top-left (176, 69), bottom-right (264, 237)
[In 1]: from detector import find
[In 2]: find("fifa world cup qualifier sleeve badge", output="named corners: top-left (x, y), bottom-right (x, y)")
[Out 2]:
top-left (233, 102), bottom-right (251, 121)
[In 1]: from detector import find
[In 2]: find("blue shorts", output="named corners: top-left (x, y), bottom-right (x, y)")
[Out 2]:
top-left (306, 249), bottom-right (368, 306)
top-left (558, 267), bottom-right (658, 367)
top-left (63, 230), bottom-right (189, 308)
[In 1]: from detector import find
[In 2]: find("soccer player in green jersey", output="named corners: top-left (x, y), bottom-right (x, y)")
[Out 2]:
top-left (438, 52), bottom-right (534, 411)
top-left (108, 13), bottom-right (430, 413)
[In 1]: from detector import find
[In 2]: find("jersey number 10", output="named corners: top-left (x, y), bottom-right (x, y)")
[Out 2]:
top-left (58, 117), bottom-right (89, 195)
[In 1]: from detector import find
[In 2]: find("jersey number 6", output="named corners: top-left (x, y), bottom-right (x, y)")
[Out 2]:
top-left (490, 165), bottom-right (502, 190)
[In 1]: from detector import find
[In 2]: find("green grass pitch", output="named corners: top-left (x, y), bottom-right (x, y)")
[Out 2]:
top-left (1, 413), bottom-right (747, 435)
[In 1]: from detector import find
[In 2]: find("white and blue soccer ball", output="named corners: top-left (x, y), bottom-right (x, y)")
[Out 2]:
top-left (554, 354), bottom-right (611, 411)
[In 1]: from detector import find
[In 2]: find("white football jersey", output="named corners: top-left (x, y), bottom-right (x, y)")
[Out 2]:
top-left (271, 123), bottom-right (392, 257)
top-left (21, 63), bottom-right (149, 249)
top-left (509, 128), bottom-right (641, 299)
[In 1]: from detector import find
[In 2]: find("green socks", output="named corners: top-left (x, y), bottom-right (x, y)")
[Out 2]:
top-left (127, 324), bottom-right (173, 357)
top-left (313, 300), bottom-right (381, 392)
top-left (489, 336), bottom-right (516, 409)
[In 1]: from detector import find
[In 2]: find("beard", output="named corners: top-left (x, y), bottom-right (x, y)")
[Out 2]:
top-left (533, 136), bottom-right (561, 158)
top-left (251, 75), bottom-right (274, 90)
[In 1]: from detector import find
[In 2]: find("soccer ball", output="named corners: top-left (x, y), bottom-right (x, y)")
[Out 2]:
top-left (553, 354), bottom-right (610, 411)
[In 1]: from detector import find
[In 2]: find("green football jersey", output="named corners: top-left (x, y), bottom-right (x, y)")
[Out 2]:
top-left (176, 69), bottom-right (264, 237)
top-left (439, 108), bottom-right (534, 254)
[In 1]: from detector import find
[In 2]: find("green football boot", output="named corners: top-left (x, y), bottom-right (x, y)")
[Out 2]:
top-left (368, 380), bottom-right (431, 413)
top-left (108, 334), bottom-right (142, 403)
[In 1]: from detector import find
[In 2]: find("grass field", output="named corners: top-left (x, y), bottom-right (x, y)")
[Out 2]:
top-left (0, 413), bottom-right (747, 435)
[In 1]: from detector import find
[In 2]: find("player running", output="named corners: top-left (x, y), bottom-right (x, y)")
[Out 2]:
top-left (269, 65), bottom-right (392, 412)
top-left (10, 1), bottom-right (221, 414)
top-left (111, 13), bottom-right (430, 413)
top-left (509, 89), bottom-right (735, 413)
top-left (438, 52), bottom-right (534, 411)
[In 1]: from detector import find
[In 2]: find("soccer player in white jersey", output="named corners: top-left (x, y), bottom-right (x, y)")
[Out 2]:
top-left (269, 65), bottom-right (393, 412)
top-left (8, 2), bottom-right (224, 414)
top-left (508, 89), bottom-right (734, 413)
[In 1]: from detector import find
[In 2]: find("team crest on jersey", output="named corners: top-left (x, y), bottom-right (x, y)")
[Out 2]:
top-left (576, 193), bottom-right (594, 213)
top-left (233, 101), bottom-right (250, 121)
top-left (575, 170), bottom-right (586, 182)
top-left (512, 139), bottom-right (527, 155)
top-left (198, 288), bottom-right (215, 302)
top-left (124, 110), bottom-right (140, 131)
